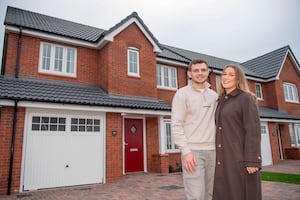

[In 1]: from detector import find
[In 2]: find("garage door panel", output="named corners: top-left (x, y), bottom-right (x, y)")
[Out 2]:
top-left (23, 111), bottom-right (104, 191)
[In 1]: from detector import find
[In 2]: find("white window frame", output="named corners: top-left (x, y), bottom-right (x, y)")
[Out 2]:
top-left (164, 119), bottom-right (179, 153)
top-left (127, 47), bottom-right (139, 77)
top-left (290, 124), bottom-right (300, 147)
top-left (283, 82), bottom-right (299, 103)
top-left (156, 64), bottom-right (178, 90)
top-left (255, 83), bottom-right (263, 100)
top-left (39, 42), bottom-right (77, 77)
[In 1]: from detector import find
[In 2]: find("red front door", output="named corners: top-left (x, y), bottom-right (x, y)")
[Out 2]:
top-left (124, 119), bottom-right (144, 173)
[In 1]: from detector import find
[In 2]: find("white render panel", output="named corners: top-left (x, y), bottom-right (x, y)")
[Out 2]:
top-left (23, 109), bottom-right (105, 190)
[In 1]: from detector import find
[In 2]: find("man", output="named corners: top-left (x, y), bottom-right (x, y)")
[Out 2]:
top-left (171, 59), bottom-right (218, 200)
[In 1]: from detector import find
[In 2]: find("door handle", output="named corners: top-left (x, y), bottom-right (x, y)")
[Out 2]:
top-left (124, 142), bottom-right (128, 146)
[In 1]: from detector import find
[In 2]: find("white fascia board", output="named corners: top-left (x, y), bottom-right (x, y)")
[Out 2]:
top-left (0, 100), bottom-right (170, 116)
top-left (156, 57), bottom-right (188, 67)
top-left (101, 18), bottom-right (162, 53)
top-left (6, 26), bottom-right (99, 49)
top-left (260, 118), bottom-right (300, 123)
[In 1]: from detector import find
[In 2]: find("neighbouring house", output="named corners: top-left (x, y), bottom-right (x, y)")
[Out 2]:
top-left (0, 6), bottom-right (299, 195)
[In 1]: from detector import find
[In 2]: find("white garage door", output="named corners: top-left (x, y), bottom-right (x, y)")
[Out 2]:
top-left (260, 122), bottom-right (273, 166)
top-left (23, 109), bottom-right (105, 190)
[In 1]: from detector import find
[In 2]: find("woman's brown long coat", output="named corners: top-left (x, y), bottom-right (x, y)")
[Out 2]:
top-left (213, 89), bottom-right (262, 200)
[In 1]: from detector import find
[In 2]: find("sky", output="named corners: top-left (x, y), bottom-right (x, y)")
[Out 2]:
top-left (0, 0), bottom-right (300, 64)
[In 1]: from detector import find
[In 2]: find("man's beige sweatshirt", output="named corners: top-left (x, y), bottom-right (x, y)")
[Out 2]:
top-left (171, 82), bottom-right (218, 156)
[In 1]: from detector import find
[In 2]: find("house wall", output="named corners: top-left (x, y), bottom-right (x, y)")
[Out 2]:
top-left (104, 23), bottom-right (158, 98)
top-left (0, 106), bottom-right (25, 194)
top-left (279, 124), bottom-right (292, 159)
top-left (105, 112), bottom-right (123, 182)
top-left (278, 55), bottom-right (300, 116)
top-left (4, 33), bottom-right (101, 86)
top-left (267, 122), bottom-right (281, 164)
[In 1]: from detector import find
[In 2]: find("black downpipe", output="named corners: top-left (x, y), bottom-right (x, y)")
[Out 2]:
top-left (7, 100), bottom-right (18, 195)
top-left (15, 27), bottom-right (23, 78)
top-left (1, 32), bottom-right (8, 75)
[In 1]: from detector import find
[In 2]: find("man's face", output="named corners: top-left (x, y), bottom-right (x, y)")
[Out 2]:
top-left (188, 63), bottom-right (209, 85)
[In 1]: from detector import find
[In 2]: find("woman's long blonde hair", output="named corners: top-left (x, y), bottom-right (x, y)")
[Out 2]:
top-left (218, 64), bottom-right (257, 103)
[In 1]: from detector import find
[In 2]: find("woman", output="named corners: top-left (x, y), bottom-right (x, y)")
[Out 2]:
top-left (213, 64), bottom-right (262, 200)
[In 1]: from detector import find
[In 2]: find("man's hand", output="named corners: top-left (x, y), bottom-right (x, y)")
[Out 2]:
top-left (183, 152), bottom-right (197, 173)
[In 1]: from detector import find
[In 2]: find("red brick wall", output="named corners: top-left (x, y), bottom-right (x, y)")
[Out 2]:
top-left (168, 153), bottom-right (182, 171)
top-left (145, 117), bottom-right (160, 172)
top-left (0, 106), bottom-right (25, 195)
top-left (105, 113), bottom-right (123, 182)
top-left (278, 55), bottom-right (300, 116)
top-left (4, 33), bottom-right (100, 86)
top-left (279, 124), bottom-right (292, 159)
top-left (105, 23), bottom-right (158, 98)
top-left (268, 122), bottom-right (281, 164)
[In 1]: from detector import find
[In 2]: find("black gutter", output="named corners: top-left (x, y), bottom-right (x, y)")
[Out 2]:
top-left (7, 99), bottom-right (18, 195)
top-left (1, 32), bottom-right (8, 75)
top-left (15, 27), bottom-right (23, 78)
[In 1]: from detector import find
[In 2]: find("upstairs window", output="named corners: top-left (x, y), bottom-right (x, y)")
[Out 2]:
top-left (283, 82), bottom-right (299, 103)
top-left (127, 47), bottom-right (139, 76)
top-left (255, 83), bottom-right (263, 100)
top-left (156, 64), bottom-right (177, 89)
top-left (39, 42), bottom-right (76, 77)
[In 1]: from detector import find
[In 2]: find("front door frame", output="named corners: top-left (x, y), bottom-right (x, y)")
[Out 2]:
top-left (122, 115), bottom-right (147, 174)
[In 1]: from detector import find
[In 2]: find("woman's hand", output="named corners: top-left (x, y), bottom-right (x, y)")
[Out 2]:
top-left (246, 167), bottom-right (259, 174)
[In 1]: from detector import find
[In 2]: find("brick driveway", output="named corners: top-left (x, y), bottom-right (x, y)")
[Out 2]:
top-left (0, 160), bottom-right (299, 200)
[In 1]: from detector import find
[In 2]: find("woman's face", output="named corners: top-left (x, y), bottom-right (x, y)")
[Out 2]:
top-left (221, 67), bottom-right (238, 93)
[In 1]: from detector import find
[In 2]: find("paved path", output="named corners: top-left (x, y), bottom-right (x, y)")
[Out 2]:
top-left (0, 160), bottom-right (299, 200)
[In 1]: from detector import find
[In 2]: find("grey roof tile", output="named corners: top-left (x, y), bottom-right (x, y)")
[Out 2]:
top-left (159, 44), bottom-right (258, 77)
top-left (0, 76), bottom-right (171, 110)
top-left (241, 46), bottom-right (290, 79)
top-left (5, 6), bottom-right (105, 42)
top-left (158, 46), bottom-right (190, 63)
top-left (259, 106), bottom-right (300, 120)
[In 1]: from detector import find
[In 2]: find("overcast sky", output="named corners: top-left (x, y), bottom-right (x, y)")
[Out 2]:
top-left (0, 0), bottom-right (299, 64)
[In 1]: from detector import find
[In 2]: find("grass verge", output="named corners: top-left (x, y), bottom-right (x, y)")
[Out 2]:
top-left (261, 172), bottom-right (300, 184)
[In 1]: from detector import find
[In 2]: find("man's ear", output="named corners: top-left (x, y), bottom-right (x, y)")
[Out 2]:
top-left (187, 71), bottom-right (192, 79)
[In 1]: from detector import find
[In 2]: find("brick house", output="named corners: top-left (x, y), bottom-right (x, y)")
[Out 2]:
top-left (0, 6), bottom-right (299, 195)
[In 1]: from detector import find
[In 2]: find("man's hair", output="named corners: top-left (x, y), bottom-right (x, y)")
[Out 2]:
top-left (188, 59), bottom-right (208, 71)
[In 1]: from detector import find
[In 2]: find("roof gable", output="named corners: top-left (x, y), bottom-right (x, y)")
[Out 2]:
top-left (101, 12), bottom-right (162, 53)
top-left (241, 45), bottom-right (300, 80)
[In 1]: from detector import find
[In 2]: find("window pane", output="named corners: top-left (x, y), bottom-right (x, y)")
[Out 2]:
top-left (156, 65), bottom-right (162, 86)
top-left (54, 47), bottom-right (63, 72)
top-left (67, 48), bottom-right (75, 73)
top-left (255, 84), bottom-right (262, 98)
top-left (163, 68), bottom-right (169, 86)
top-left (59, 125), bottom-right (66, 131)
top-left (129, 51), bottom-right (137, 73)
top-left (32, 124), bottom-right (40, 131)
top-left (42, 44), bottom-right (51, 70)
top-left (32, 116), bottom-right (40, 123)
top-left (171, 68), bottom-right (177, 87)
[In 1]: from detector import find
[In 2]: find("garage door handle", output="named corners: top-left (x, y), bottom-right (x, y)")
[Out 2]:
top-left (66, 164), bottom-right (69, 168)
top-left (124, 142), bottom-right (128, 146)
